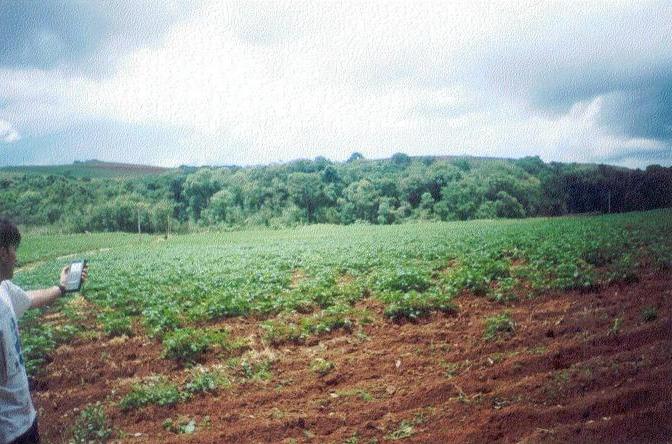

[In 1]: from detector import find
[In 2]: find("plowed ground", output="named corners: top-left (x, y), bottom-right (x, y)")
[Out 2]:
top-left (33, 268), bottom-right (671, 443)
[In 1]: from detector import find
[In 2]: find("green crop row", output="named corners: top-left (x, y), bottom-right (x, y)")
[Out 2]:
top-left (12, 209), bottom-right (671, 376)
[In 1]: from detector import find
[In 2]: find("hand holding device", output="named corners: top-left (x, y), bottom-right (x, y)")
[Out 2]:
top-left (63, 259), bottom-right (87, 292)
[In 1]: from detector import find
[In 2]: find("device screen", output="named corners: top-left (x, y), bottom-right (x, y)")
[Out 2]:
top-left (65, 260), bottom-right (85, 292)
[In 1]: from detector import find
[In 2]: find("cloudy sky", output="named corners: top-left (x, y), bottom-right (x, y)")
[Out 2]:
top-left (1, 1), bottom-right (670, 168)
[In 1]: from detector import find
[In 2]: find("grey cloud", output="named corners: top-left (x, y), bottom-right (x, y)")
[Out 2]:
top-left (0, 1), bottom-right (198, 74)
top-left (602, 147), bottom-right (671, 165)
top-left (597, 81), bottom-right (672, 141)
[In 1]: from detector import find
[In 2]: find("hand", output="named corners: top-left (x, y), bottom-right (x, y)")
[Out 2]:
top-left (81, 264), bottom-right (89, 284)
top-left (59, 264), bottom-right (89, 287)
top-left (59, 265), bottom-right (70, 286)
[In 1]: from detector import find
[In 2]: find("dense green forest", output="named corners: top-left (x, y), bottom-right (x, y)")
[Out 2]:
top-left (1, 154), bottom-right (671, 233)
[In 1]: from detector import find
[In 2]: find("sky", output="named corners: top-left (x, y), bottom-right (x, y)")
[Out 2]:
top-left (0, 1), bottom-right (671, 169)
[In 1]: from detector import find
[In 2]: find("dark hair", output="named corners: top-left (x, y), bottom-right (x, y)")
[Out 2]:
top-left (0, 217), bottom-right (21, 249)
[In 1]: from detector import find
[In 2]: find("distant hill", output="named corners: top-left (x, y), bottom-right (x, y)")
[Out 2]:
top-left (0, 159), bottom-right (171, 178)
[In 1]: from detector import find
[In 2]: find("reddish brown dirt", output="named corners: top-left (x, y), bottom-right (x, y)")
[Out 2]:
top-left (33, 269), bottom-right (671, 443)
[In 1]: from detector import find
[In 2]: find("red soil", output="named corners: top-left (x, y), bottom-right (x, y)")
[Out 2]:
top-left (33, 269), bottom-right (671, 443)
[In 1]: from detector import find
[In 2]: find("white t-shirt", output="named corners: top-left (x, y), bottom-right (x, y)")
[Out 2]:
top-left (0, 280), bottom-right (36, 444)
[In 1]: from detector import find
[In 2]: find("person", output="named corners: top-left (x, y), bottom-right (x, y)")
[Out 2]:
top-left (0, 217), bottom-right (87, 444)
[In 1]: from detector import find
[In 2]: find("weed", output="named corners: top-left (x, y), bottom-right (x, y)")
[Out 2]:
top-left (483, 313), bottom-right (516, 341)
top-left (163, 416), bottom-right (197, 434)
top-left (162, 327), bottom-right (229, 363)
top-left (301, 303), bottom-right (355, 334)
top-left (70, 402), bottom-right (112, 443)
top-left (609, 317), bottom-right (623, 336)
top-left (99, 312), bottom-right (133, 337)
top-left (336, 389), bottom-right (373, 401)
top-left (261, 320), bottom-right (304, 345)
top-left (641, 306), bottom-right (657, 322)
top-left (343, 434), bottom-right (359, 444)
top-left (119, 376), bottom-right (188, 411)
top-left (385, 420), bottom-right (414, 440)
top-left (239, 358), bottom-right (273, 381)
top-left (184, 366), bottom-right (230, 394)
top-left (381, 290), bottom-right (456, 321)
top-left (311, 358), bottom-right (335, 376)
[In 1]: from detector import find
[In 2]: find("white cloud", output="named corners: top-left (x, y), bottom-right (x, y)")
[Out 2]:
top-left (0, 119), bottom-right (20, 143)
top-left (1, 1), bottom-right (670, 167)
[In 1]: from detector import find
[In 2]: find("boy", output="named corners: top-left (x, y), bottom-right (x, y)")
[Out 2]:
top-left (1, 217), bottom-right (87, 444)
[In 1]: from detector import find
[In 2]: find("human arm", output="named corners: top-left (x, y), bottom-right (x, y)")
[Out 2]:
top-left (26, 264), bottom-right (88, 309)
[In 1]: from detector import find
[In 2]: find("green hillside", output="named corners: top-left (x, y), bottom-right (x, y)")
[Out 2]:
top-left (0, 159), bottom-right (171, 178)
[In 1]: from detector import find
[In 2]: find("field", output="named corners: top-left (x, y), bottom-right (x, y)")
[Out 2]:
top-left (13, 209), bottom-right (672, 443)
top-left (0, 160), bottom-right (170, 178)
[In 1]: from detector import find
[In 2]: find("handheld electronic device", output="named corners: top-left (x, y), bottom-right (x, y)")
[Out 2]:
top-left (64, 259), bottom-right (86, 292)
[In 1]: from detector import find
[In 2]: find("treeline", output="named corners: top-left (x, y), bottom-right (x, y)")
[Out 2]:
top-left (1, 154), bottom-right (671, 233)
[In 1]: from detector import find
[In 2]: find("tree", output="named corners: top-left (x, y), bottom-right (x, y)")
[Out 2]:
top-left (391, 152), bottom-right (411, 167)
top-left (343, 179), bottom-right (380, 223)
top-left (494, 191), bottom-right (526, 218)
top-left (287, 173), bottom-right (325, 223)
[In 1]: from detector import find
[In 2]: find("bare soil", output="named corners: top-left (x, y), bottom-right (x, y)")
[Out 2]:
top-left (33, 269), bottom-right (672, 443)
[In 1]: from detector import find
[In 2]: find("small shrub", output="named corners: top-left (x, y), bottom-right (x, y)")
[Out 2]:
top-left (261, 320), bottom-right (304, 345)
top-left (53, 323), bottom-right (81, 342)
top-left (301, 304), bottom-right (354, 334)
top-left (382, 290), bottom-right (456, 321)
top-left (142, 306), bottom-right (181, 338)
top-left (70, 402), bottom-right (112, 443)
top-left (641, 306), bottom-right (658, 322)
top-left (163, 417), bottom-right (197, 434)
top-left (22, 327), bottom-right (55, 377)
top-left (184, 366), bottom-right (230, 394)
top-left (310, 358), bottom-right (335, 376)
top-left (162, 328), bottom-right (229, 363)
top-left (99, 313), bottom-right (133, 337)
top-left (119, 377), bottom-right (188, 411)
top-left (385, 420), bottom-right (414, 440)
top-left (376, 268), bottom-right (432, 293)
top-left (483, 313), bottom-right (516, 341)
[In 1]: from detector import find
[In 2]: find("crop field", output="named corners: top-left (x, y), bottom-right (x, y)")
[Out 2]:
top-left (12, 209), bottom-right (672, 442)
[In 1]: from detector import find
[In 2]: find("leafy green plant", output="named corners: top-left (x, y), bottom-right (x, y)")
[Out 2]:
top-left (237, 357), bottom-right (273, 381)
top-left (310, 358), bottom-right (335, 376)
top-left (162, 327), bottom-right (229, 363)
top-left (301, 304), bottom-right (355, 334)
top-left (385, 420), bottom-right (414, 440)
top-left (163, 417), bottom-right (197, 434)
top-left (260, 320), bottom-right (304, 345)
top-left (184, 366), bottom-right (230, 394)
top-left (70, 402), bottom-right (112, 444)
top-left (381, 290), bottom-right (456, 321)
top-left (119, 376), bottom-right (188, 411)
top-left (99, 312), bottom-right (133, 337)
top-left (375, 267), bottom-right (432, 293)
top-left (483, 313), bottom-right (516, 341)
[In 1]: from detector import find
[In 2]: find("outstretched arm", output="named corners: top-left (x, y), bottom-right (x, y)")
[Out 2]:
top-left (26, 265), bottom-right (88, 308)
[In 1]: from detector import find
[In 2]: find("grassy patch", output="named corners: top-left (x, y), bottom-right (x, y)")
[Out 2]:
top-left (99, 312), bottom-right (133, 337)
top-left (310, 358), bottom-right (335, 376)
top-left (162, 327), bottom-right (233, 363)
top-left (184, 365), bottom-right (230, 394)
top-left (483, 313), bottom-right (516, 341)
top-left (119, 376), bottom-right (188, 411)
top-left (380, 290), bottom-right (456, 321)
